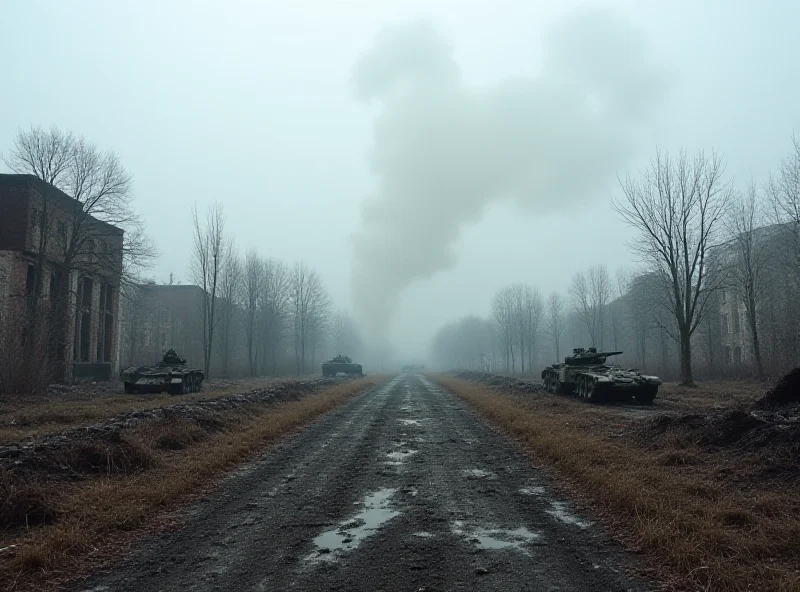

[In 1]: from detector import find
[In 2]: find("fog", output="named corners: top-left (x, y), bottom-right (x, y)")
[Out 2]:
top-left (351, 9), bottom-right (666, 344)
top-left (1, 0), bottom-right (799, 369)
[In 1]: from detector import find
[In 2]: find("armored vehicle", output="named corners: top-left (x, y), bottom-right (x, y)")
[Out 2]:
top-left (322, 355), bottom-right (363, 377)
top-left (120, 349), bottom-right (204, 395)
top-left (541, 348), bottom-right (661, 404)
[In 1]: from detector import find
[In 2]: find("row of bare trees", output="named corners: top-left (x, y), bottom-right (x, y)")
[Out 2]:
top-left (433, 138), bottom-right (800, 385)
top-left (190, 203), bottom-right (360, 377)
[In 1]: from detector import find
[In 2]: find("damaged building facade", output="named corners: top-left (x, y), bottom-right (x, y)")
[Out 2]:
top-left (0, 174), bottom-right (124, 383)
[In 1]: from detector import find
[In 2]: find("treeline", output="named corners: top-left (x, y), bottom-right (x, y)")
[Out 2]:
top-left (432, 137), bottom-right (800, 384)
top-left (125, 202), bottom-right (365, 379)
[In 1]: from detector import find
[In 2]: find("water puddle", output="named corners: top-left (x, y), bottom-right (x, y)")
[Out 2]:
top-left (306, 489), bottom-right (400, 562)
top-left (386, 449), bottom-right (418, 462)
top-left (520, 486), bottom-right (546, 496)
top-left (546, 501), bottom-right (591, 528)
top-left (451, 521), bottom-right (540, 554)
top-left (399, 419), bottom-right (421, 426)
top-left (464, 468), bottom-right (497, 480)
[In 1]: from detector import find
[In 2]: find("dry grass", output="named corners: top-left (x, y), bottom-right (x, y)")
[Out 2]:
top-left (0, 376), bottom-right (321, 443)
top-left (435, 375), bottom-right (800, 592)
top-left (0, 376), bottom-right (384, 591)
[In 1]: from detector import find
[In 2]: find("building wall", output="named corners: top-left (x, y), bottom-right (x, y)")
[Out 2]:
top-left (0, 174), bottom-right (124, 383)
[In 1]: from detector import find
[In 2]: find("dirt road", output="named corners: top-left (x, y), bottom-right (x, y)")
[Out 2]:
top-left (75, 374), bottom-right (646, 592)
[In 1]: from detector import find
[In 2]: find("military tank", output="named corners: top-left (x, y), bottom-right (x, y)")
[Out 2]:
top-left (120, 349), bottom-right (204, 395)
top-left (321, 355), bottom-right (363, 377)
top-left (541, 347), bottom-right (661, 404)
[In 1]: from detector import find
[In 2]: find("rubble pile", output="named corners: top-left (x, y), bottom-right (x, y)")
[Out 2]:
top-left (0, 378), bottom-right (338, 477)
top-left (455, 370), bottom-right (545, 394)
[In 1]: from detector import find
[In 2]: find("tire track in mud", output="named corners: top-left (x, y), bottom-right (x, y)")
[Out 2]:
top-left (75, 374), bottom-right (647, 592)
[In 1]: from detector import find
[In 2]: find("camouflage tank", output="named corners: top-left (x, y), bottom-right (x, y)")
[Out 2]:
top-left (541, 348), bottom-right (661, 404)
top-left (321, 355), bottom-right (363, 377)
top-left (120, 349), bottom-right (204, 395)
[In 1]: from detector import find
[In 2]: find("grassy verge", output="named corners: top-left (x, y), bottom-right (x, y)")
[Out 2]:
top-left (0, 376), bottom-right (384, 591)
top-left (435, 375), bottom-right (800, 592)
top-left (0, 377), bottom-right (325, 443)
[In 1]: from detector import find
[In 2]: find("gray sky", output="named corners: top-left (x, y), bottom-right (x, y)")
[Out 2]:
top-left (2, 0), bottom-right (798, 359)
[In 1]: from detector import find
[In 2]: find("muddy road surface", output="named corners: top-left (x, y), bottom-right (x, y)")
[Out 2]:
top-left (76, 374), bottom-right (647, 592)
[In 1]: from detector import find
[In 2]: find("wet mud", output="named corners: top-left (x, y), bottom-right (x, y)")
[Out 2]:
top-left (74, 374), bottom-right (647, 592)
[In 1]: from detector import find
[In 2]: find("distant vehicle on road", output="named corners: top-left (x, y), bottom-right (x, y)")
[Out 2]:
top-left (541, 347), bottom-right (661, 404)
top-left (322, 355), bottom-right (363, 377)
top-left (120, 349), bottom-right (204, 395)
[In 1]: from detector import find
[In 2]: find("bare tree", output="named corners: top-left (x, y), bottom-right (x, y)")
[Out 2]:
top-left (614, 150), bottom-right (732, 386)
top-left (289, 262), bottom-right (331, 375)
top-left (725, 183), bottom-right (770, 380)
top-left (569, 271), bottom-right (597, 347)
top-left (524, 286), bottom-right (544, 372)
top-left (218, 243), bottom-right (242, 377)
top-left (4, 125), bottom-right (155, 382)
top-left (491, 287), bottom-right (516, 373)
top-left (588, 265), bottom-right (611, 349)
top-left (260, 258), bottom-right (290, 375)
top-left (545, 292), bottom-right (565, 362)
top-left (191, 202), bottom-right (227, 377)
top-left (242, 249), bottom-right (263, 376)
top-left (509, 284), bottom-right (528, 373)
top-left (767, 134), bottom-right (800, 273)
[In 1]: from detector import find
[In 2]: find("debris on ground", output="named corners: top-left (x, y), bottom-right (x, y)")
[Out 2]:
top-left (640, 367), bottom-right (800, 484)
top-left (454, 371), bottom-right (545, 394)
top-left (0, 379), bottom-right (339, 479)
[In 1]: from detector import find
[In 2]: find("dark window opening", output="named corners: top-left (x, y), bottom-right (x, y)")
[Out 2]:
top-left (80, 312), bottom-right (91, 362)
top-left (81, 278), bottom-right (93, 307)
top-left (26, 265), bottom-right (36, 297)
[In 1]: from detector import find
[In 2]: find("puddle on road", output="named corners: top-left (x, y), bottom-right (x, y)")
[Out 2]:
top-left (463, 468), bottom-right (497, 480)
top-left (546, 501), bottom-right (591, 529)
top-left (399, 419), bottom-right (422, 426)
top-left (306, 489), bottom-right (401, 563)
top-left (451, 520), bottom-right (540, 554)
top-left (386, 449), bottom-right (418, 462)
top-left (520, 486), bottom-right (546, 496)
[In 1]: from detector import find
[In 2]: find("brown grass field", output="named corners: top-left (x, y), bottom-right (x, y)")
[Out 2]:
top-left (434, 375), bottom-right (800, 592)
top-left (0, 376), bottom-right (384, 592)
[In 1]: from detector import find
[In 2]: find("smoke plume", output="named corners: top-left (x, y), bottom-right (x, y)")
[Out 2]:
top-left (351, 9), bottom-right (668, 340)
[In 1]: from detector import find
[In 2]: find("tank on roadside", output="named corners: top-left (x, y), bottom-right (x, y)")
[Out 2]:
top-left (120, 349), bottom-right (205, 395)
top-left (541, 348), bottom-right (661, 404)
top-left (322, 355), bottom-right (363, 378)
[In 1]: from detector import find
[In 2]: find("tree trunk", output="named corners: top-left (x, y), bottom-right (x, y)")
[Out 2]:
top-left (747, 297), bottom-right (765, 380)
top-left (679, 327), bottom-right (695, 386)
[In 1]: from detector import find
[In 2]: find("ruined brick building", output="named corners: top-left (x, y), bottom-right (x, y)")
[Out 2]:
top-left (0, 174), bottom-right (123, 382)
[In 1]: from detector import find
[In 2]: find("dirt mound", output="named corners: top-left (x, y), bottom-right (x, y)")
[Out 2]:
top-left (755, 368), bottom-right (800, 408)
top-left (0, 378), bottom-right (338, 477)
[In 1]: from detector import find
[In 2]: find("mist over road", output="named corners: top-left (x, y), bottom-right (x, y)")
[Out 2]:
top-left (76, 375), bottom-right (646, 592)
